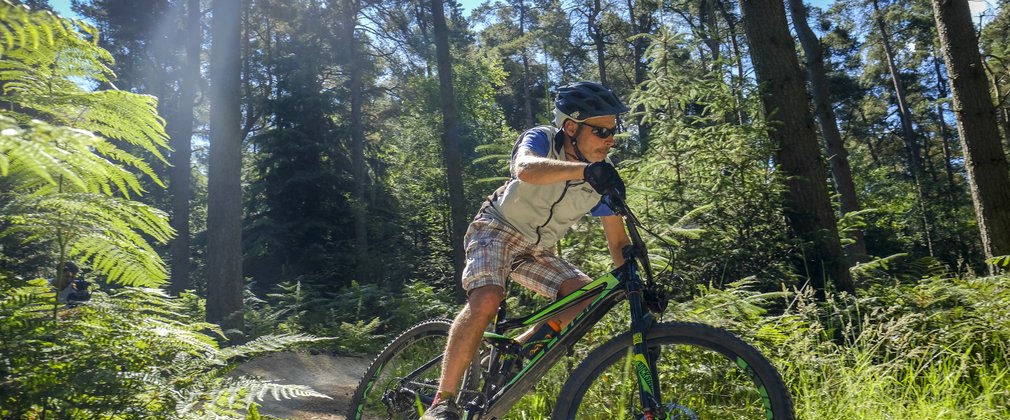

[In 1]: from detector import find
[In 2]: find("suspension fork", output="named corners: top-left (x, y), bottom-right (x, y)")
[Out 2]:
top-left (626, 271), bottom-right (665, 419)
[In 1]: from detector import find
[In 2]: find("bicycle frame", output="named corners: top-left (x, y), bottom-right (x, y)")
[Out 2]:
top-left (467, 207), bottom-right (667, 419)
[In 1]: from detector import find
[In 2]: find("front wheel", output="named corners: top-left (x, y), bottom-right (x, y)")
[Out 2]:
top-left (552, 322), bottom-right (794, 420)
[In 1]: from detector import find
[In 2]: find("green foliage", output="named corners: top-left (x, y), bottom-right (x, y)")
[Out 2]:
top-left (776, 275), bottom-right (1010, 418)
top-left (851, 252), bottom-right (948, 285)
top-left (0, 2), bottom-right (171, 287)
top-left (247, 278), bottom-right (458, 355)
top-left (327, 280), bottom-right (458, 353)
top-left (0, 4), bottom-right (167, 164)
top-left (986, 255), bottom-right (1010, 269)
top-left (0, 278), bottom-right (330, 418)
top-left (380, 51), bottom-right (511, 290)
top-left (506, 272), bottom-right (1010, 419)
top-left (613, 27), bottom-right (794, 291)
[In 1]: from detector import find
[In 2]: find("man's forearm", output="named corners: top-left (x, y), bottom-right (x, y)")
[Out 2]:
top-left (514, 156), bottom-right (587, 184)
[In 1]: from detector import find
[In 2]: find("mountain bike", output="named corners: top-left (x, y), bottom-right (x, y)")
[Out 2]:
top-left (347, 191), bottom-right (794, 419)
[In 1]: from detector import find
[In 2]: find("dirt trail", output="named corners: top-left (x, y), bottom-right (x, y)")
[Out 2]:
top-left (232, 351), bottom-right (371, 419)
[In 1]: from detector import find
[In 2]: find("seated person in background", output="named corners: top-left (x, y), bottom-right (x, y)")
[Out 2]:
top-left (49, 261), bottom-right (91, 305)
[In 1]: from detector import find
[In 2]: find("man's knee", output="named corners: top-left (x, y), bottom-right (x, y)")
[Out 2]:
top-left (557, 277), bottom-right (589, 299)
top-left (465, 285), bottom-right (505, 320)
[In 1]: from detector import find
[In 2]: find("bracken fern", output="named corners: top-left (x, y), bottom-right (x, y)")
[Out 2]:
top-left (0, 2), bottom-right (171, 287)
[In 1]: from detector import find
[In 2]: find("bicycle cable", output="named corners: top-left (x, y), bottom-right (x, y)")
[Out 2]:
top-left (605, 189), bottom-right (680, 291)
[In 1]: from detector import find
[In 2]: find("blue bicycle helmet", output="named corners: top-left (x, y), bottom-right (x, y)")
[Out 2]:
top-left (553, 81), bottom-right (630, 128)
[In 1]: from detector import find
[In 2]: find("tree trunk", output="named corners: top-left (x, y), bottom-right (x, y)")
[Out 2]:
top-left (981, 54), bottom-right (1010, 153)
top-left (932, 0), bottom-right (1010, 264)
top-left (716, 0), bottom-right (747, 125)
top-left (588, 0), bottom-right (607, 86)
top-left (627, 0), bottom-right (656, 151)
top-left (168, 0), bottom-right (201, 295)
top-left (871, 0), bottom-right (935, 256)
top-left (207, 0), bottom-right (244, 340)
top-left (431, 0), bottom-right (468, 292)
top-left (341, 0), bottom-right (369, 276)
top-left (739, 0), bottom-right (854, 296)
top-left (871, 0), bottom-right (919, 171)
top-left (931, 51), bottom-right (958, 194)
top-left (699, 0), bottom-right (720, 68)
top-left (518, 1), bottom-right (534, 128)
top-left (787, 0), bottom-right (868, 263)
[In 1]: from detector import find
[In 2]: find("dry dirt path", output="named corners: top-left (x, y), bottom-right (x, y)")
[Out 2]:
top-left (232, 351), bottom-right (371, 419)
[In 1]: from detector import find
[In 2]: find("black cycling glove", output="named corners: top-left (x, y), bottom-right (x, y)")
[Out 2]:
top-left (583, 161), bottom-right (626, 200)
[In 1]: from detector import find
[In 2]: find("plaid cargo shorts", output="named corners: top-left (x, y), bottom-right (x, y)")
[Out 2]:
top-left (461, 216), bottom-right (590, 299)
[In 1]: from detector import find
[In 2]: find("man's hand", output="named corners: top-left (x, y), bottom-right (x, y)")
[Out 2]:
top-left (583, 162), bottom-right (625, 199)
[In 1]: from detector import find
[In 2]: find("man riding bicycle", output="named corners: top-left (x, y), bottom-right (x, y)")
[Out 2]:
top-left (423, 81), bottom-right (632, 420)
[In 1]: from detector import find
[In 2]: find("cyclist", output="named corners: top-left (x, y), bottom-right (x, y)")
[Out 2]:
top-left (422, 81), bottom-right (632, 420)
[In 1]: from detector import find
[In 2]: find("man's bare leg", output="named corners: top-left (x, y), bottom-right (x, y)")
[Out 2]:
top-left (433, 285), bottom-right (504, 400)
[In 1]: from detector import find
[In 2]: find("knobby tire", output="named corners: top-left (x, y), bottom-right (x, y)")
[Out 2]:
top-left (551, 321), bottom-right (794, 420)
top-left (348, 318), bottom-right (477, 420)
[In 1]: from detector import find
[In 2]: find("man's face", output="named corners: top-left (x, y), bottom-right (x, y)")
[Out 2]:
top-left (569, 115), bottom-right (618, 162)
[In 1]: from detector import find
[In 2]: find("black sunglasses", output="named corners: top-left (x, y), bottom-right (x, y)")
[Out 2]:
top-left (579, 122), bottom-right (620, 139)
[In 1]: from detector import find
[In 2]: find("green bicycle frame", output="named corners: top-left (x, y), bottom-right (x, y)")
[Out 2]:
top-left (468, 242), bottom-right (666, 420)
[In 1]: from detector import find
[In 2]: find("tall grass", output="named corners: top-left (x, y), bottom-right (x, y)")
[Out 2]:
top-left (780, 275), bottom-right (1010, 419)
top-left (504, 274), bottom-right (1010, 418)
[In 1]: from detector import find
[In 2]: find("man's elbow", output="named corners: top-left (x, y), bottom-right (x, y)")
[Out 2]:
top-left (514, 161), bottom-right (539, 183)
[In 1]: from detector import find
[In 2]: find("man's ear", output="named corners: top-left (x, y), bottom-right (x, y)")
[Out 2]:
top-left (563, 119), bottom-right (578, 137)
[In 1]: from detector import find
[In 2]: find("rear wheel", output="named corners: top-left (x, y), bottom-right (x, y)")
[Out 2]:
top-left (346, 318), bottom-right (482, 420)
top-left (552, 322), bottom-right (794, 420)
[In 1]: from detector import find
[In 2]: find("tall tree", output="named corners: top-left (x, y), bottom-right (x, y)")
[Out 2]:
top-left (472, 0), bottom-right (548, 131)
top-left (206, 0), bottom-right (244, 338)
top-left (513, 0), bottom-right (535, 127)
top-left (870, 0), bottom-right (935, 255)
top-left (333, 0), bottom-right (370, 275)
top-left (431, 0), bottom-right (467, 290)
top-left (979, 4), bottom-right (1010, 161)
top-left (931, 0), bottom-right (1010, 263)
top-left (626, 0), bottom-right (658, 150)
top-left (585, 0), bottom-right (607, 85)
top-left (787, 0), bottom-right (867, 263)
top-left (739, 0), bottom-right (854, 295)
top-left (243, 0), bottom-right (359, 291)
top-left (870, 0), bottom-right (919, 171)
top-left (168, 0), bottom-right (202, 294)
top-left (930, 50), bottom-right (958, 192)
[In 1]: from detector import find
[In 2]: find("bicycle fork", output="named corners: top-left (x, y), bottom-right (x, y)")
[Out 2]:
top-left (626, 277), bottom-right (666, 420)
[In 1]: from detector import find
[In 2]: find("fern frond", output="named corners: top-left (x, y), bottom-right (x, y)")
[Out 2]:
top-left (0, 117), bottom-right (152, 197)
top-left (219, 333), bottom-right (333, 360)
top-left (0, 279), bottom-right (54, 328)
top-left (0, 2), bottom-right (167, 179)
top-left (141, 318), bottom-right (221, 355)
top-left (215, 378), bottom-right (331, 404)
top-left (0, 3), bottom-right (71, 57)
top-left (671, 203), bottom-right (714, 229)
top-left (2, 191), bottom-right (172, 286)
top-left (986, 255), bottom-right (1010, 268)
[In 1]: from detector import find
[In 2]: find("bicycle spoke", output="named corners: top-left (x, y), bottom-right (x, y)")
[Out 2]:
top-left (554, 323), bottom-right (792, 420)
top-left (351, 325), bottom-right (448, 419)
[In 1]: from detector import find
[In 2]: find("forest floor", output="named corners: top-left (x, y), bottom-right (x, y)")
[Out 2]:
top-left (232, 351), bottom-right (371, 419)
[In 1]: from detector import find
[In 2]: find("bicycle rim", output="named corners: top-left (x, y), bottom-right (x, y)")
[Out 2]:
top-left (553, 322), bottom-right (793, 420)
top-left (348, 319), bottom-right (451, 420)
